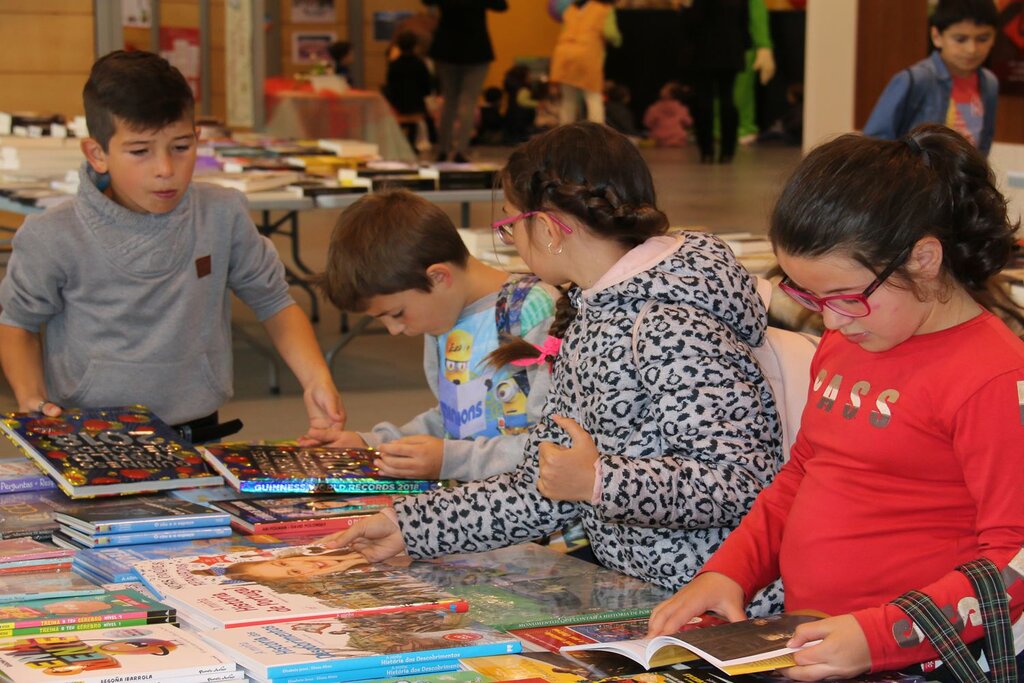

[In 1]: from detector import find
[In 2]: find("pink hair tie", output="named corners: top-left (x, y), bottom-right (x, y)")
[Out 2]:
top-left (510, 336), bottom-right (562, 367)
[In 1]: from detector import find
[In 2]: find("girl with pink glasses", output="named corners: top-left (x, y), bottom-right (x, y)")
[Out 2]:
top-left (321, 121), bottom-right (785, 614)
top-left (649, 124), bottom-right (1024, 681)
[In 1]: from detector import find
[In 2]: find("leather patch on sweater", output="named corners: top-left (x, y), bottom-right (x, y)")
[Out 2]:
top-left (195, 255), bottom-right (212, 278)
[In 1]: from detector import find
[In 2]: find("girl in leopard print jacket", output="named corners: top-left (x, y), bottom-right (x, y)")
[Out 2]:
top-left (323, 122), bottom-right (785, 613)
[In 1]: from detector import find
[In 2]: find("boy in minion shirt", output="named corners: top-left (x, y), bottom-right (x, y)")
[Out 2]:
top-left (307, 190), bottom-right (557, 482)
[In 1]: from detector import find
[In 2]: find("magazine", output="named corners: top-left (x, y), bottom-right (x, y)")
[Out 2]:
top-left (133, 544), bottom-right (467, 629)
top-left (200, 443), bottom-right (441, 494)
top-left (561, 613), bottom-right (823, 676)
top-left (208, 493), bottom-right (391, 535)
top-left (53, 495), bottom-right (231, 534)
top-left (0, 405), bottom-right (223, 498)
top-left (200, 610), bottom-right (521, 680)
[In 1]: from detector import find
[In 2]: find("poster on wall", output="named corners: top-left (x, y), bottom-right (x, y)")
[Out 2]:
top-left (292, 31), bottom-right (336, 65)
top-left (292, 0), bottom-right (336, 23)
top-left (122, 0), bottom-right (152, 27)
top-left (989, 0), bottom-right (1024, 95)
top-left (160, 27), bottom-right (201, 101)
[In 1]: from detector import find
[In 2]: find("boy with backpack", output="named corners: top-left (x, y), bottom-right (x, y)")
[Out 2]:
top-left (304, 190), bottom-right (557, 482)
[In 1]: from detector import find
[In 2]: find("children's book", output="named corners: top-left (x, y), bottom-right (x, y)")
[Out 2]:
top-left (132, 544), bottom-right (467, 630)
top-left (0, 622), bottom-right (236, 681)
top-left (0, 455), bottom-right (55, 493)
top-left (561, 613), bottom-right (823, 676)
top-left (0, 569), bottom-right (103, 604)
top-left (0, 538), bottom-right (73, 563)
top-left (200, 443), bottom-right (441, 494)
top-left (58, 523), bottom-right (233, 548)
top-left (53, 494), bottom-right (231, 534)
top-left (208, 493), bottom-right (391, 536)
top-left (201, 610), bottom-right (521, 680)
top-left (0, 588), bottom-right (173, 632)
top-left (360, 670), bottom-right (494, 683)
top-left (0, 405), bottom-right (223, 498)
top-left (0, 489), bottom-right (73, 540)
top-left (460, 650), bottom-right (651, 683)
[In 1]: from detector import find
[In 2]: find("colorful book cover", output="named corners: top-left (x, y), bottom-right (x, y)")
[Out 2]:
top-left (0, 405), bottom-right (223, 498)
top-left (209, 493), bottom-right (391, 535)
top-left (59, 524), bottom-right (233, 548)
top-left (0, 455), bottom-right (55, 494)
top-left (132, 545), bottom-right (467, 629)
top-left (461, 650), bottom-right (650, 683)
top-left (0, 622), bottom-right (236, 681)
top-left (0, 569), bottom-right (103, 604)
top-left (0, 538), bottom-right (73, 563)
top-left (360, 670), bottom-right (494, 683)
top-left (0, 588), bottom-right (173, 631)
top-left (52, 495), bottom-right (231, 534)
top-left (0, 614), bottom-right (174, 639)
top-left (0, 489), bottom-right (73, 540)
top-left (200, 443), bottom-right (441, 494)
top-left (201, 610), bottom-right (521, 680)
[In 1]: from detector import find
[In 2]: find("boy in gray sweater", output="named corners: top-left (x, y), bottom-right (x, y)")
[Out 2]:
top-left (0, 50), bottom-right (343, 440)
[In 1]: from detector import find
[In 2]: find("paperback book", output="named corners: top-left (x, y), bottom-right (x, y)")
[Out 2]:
top-left (0, 622), bottom-right (236, 681)
top-left (0, 538), bottom-right (73, 564)
top-left (0, 405), bottom-right (223, 498)
top-left (0, 588), bottom-right (173, 632)
top-left (53, 494), bottom-right (230, 534)
top-left (200, 443), bottom-right (441, 494)
top-left (0, 455), bottom-right (55, 494)
top-left (209, 493), bottom-right (391, 536)
top-left (561, 613), bottom-right (823, 676)
top-left (200, 610), bottom-right (521, 680)
top-left (0, 490), bottom-right (73, 540)
top-left (0, 569), bottom-right (103, 604)
top-left (133, 544), bottom-right (467, 630)
top-left (57, 524), bottom-right (233, 548)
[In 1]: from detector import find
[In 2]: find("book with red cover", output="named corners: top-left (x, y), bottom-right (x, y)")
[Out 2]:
top-left (209, 493), bottom-right (392, 536)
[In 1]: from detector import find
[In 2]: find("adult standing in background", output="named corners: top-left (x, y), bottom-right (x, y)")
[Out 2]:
top-left (424, 0), bottom-right (508, 163)
top-left (550, 0), bottom-right (622, 125)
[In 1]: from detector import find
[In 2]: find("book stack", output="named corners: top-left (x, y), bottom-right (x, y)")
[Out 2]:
top-left (0, 587), bottom-right (177, 639)
top-left (50, 495), bottom-right (233, 550)
top-left (0, 134), bottom-right (83, 174)
top-left (208, 493), bottom-right (392, 537)
top-left (0, 405), bottom-right (223, 499)
top-left (193, 170), bottom-right (303, 193)
top-left (0, 538), bottom-right (74, 575)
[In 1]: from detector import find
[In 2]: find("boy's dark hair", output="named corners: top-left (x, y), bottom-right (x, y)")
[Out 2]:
top-left (931, 0), bottom-right (998, 31)
top-left (316, 190), bottom-right (470, 312)
top-left (394, 31), bottom-right (418, 54)
top-left (769, 124), bottom-right (1018, 295)
top-left (328, 41), bottom-right (352, 62)
top-left (483, 86), bottom-right (503, 105)
top-left (83, 50), bottom-right (194, 151)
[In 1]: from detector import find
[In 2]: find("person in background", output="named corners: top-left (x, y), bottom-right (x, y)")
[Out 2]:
top-left (385, 30), bottom-right (433, 151)
top-left (424, 0), bottom-right (508, 163)
top-left (603, 82), bottom-right (639, 138)
top-left (328, 41), bottom-right (353, 81)
top-left (863, 0), bottom-right (998, 155)
top-left (648, 125), bottom-right (1024, 680)
top-left (550, 0), bottom-right (622, 125)
top-left (643, 82), bottom-right (693, 147)
top-left (503, 65), bottom-right (538, 144)
top-left (0, 51), bottom-right (343, 443)
top-left (474, 86), bottom-right (506, 146)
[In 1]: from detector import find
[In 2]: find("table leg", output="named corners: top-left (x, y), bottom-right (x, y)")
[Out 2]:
top-left (325, 315), bottom-right (375, 369)
top-left (259, 210), bottom-right (320, 323)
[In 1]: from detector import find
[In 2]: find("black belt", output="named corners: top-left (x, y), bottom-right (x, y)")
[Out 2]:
top-left (172, 411), bottom-right (243, 444)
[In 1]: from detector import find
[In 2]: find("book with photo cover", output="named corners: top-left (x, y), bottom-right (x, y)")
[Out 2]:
top-left (0, 405), bottom-right (223, 498)
top-left (561, 613), bottom-right (823, 676)
top-left (53, 495), bottom-right (230, 535)
top-left (132, 544), bottom-right (468, 630)
top-left (0, 455), bottom-right (55, 494)
top-left (200, 443), bottom-right (441, 494)
top-left (208, 493), bottom-right (392, 536)
top-left (0, 588), bottom-right (173, 632)
top-left (0, 622), bottom-right (235, 681)
top-left (201, 610), bottom-right (521, 680)
top-left (0, 489), bottom-right (73, 540)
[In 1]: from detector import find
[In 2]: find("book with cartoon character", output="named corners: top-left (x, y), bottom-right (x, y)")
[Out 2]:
top-left (0, 405), bottom-right (222, 498)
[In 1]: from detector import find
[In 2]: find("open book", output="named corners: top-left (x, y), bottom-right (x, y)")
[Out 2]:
top-left (561, 613), bottom-right (822, 676)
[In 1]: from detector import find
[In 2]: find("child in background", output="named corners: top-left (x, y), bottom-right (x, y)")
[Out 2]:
top-left (0, 51), bottom-right (342, 442)
top-left (648, 125), bottom-right (1024, 679)
top-left (863, 0), bottom-right (998, 154)
top-left (328, 41), bottom-right (353, 81)
top-left (304, 190), bottom-right (557, 482)
top-left (503, 65), bottom-right (538, 144)
top-left (603, 82), bottom-right (639, 138)
top-left (384, 30), bottom-right (433, 151)
top-left (644, 82), bottom-right (693, 147)
top-left (533, 82), bottom-right (561, 132)
top-left (321, 123), bottom-right (785, 610)
top-left (474, 86), bottom-right (505, 147)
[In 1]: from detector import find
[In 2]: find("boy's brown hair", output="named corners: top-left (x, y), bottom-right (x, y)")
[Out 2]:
top-left (316, 190), bottom-right (470, 312)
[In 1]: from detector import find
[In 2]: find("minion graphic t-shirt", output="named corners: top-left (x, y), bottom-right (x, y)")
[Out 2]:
top-left (436, 280), bottom-right (552, 439)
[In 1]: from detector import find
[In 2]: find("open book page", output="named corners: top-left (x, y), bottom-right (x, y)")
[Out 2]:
top-left (559, 614), bottom-right (725, 668)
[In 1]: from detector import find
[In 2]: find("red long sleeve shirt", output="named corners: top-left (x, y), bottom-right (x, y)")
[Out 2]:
top-left (702, 311), bottom-right (1024, 671)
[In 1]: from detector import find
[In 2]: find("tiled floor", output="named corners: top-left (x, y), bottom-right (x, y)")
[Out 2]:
top-left (0, 141), bottom-right (802, 453)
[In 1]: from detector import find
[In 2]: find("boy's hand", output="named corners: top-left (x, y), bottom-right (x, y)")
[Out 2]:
top-left (297, 429), bottom-right (368, 449)
top-left (22, 399), bottom-right (62, 417)
top-left (537, 415), bottom-right (598, 502)
top-left (647, 572), bottom-right (748, 636)
top-left (377, 436), bottom-right (444, 479)
top-left (317, 512), bottom-right (407, 563)
top-left (782, 615), bottom-right (870, 681)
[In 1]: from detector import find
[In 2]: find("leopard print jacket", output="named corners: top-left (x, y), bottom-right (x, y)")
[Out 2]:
top-left (394, 232), bottom-right (785, 614)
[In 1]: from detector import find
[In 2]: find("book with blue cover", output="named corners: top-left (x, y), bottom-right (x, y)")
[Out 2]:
top-left (200, 610), bottom-right (521, 680)
top-left (53, 494), bottom-right (231, 534)
top-left (0, 405), bottom-right (223, 498)
top-left (57, 524), bottom-right (233, 548)
top-left (0, 456), bottom-right (55, 494)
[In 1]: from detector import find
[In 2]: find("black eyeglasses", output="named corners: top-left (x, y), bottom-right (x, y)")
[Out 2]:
top-left (779, 245), bottom-right (913, 318)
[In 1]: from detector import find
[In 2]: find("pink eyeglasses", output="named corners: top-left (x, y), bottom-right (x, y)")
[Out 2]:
top-left (491, 211), bottom-right (574, 246)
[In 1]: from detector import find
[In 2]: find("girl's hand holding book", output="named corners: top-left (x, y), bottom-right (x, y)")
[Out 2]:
top-left (537, 415), bottom-right (599, 502)
top-left (317, 509), bottom-right (407, 563)
top-left (377, 435), bottom-right (444, 479)
top-left (647, 571), bottom-right (747, 636)
top-left (782, 614), bottom-right (870, 681)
